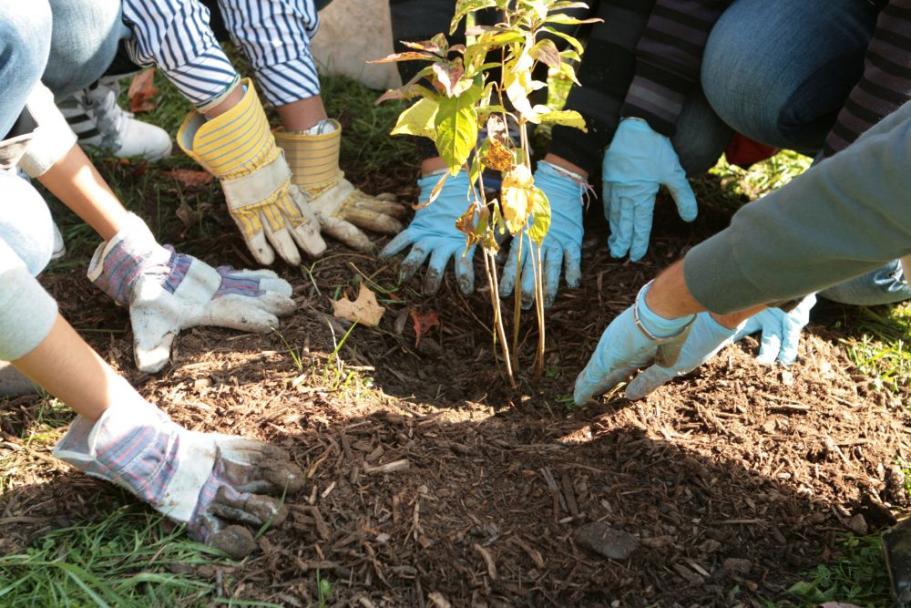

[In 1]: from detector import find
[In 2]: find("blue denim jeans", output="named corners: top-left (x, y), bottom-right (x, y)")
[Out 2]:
top-left (1, 0), bottom-right (122, 277)
top-left (0, 2), bottom-right (52, 136)
top-left (43, 0), bottom-right (128, 97)
top-left (700, 0), bottom-right (910, 306)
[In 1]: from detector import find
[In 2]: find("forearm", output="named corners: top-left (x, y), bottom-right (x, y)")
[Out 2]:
top-left (645, 260), bottom-right (766, 327)
top-left (36, 145), bottom-right (129, 241)
top-left (685, 99), bottom-right (911, 313)
top-left (12, 315), bottom-right (137, 421)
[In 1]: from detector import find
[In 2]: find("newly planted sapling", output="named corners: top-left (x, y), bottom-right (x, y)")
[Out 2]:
top-left (373, 0), bottom-right (595, 384)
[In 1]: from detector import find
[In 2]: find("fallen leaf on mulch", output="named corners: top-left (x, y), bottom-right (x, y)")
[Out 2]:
top-left (332, 285), bottom-right (385, 327)
top-left (128, 68), bottom-right (158, 113)
top-left (163, 169), bottom-right (214, 188)
top-left (410, 309), bottom-right (439, 347)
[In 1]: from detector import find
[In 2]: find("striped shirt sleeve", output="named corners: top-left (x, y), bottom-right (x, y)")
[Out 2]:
top-left (822, 0), bottom-right (911, 157)
top-left (216, 0), bottom-right (322, 106)
top-left (122, 0), bottom-right (240, 109)
top-left (621, 0), bottom-right (731, 137)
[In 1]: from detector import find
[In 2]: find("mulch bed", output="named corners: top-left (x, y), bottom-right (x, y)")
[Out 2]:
top-left (1, 168), bottom-right (909, 607)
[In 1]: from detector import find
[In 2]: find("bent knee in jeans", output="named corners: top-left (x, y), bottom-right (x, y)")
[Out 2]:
top-left (819, 259), bottom-right (911, 306)
top-left (43, 0), bottom-right (128, 97)
top-left (0, 173), bottom-right (55, 277)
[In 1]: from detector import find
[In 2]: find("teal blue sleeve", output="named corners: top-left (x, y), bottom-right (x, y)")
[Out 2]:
top-left (684, 100), bottom-right (911, 314)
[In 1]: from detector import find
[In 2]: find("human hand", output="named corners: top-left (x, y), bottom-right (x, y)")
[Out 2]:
top-left (380, 170), bottom-right (476, 294)
top-left (624, 312), bottom-right (740, 399)
top-left (733, 294), bottom-right (816, 365)
top-left (574, 282), bottom-right (695, 405)
top-left (177, 80), bottom-right (325, 265)
top-left (275, 122), bottom-right (407, 252)
top-left (499, 161), bottom-right (585, 309)
top-left (88, 213), bottom-right (296, 373)
top-left (54, 398), bottom-right (304, 560)
top-left (602, 118), bottom-right (697, 261)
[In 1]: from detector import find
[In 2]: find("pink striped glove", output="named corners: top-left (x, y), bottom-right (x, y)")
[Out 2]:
top-left (88, 213), bottom-right (296, 372)
top-left (54, 394), bottom-right (304, 559)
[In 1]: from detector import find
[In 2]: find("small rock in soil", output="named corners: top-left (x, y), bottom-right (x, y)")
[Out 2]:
top-left (573, 522), bottom-right (639, 560)
top-left (846, 513), bottom-right (869, 535)
top-left (723, 558), bottom-right (752, 575)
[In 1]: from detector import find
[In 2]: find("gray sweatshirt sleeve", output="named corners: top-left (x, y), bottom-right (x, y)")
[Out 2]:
top-left (684, 99), bottom-right (911, 314)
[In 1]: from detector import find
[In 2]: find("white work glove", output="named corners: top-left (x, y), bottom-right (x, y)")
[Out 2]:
top-left (54, 392), bottom-right (304, 559)
top-left (732, 294), bottom-right (816, 365)
top-left (88, 213), bottom-right (296, 372)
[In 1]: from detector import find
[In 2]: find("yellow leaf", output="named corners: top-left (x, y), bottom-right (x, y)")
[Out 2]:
top-left (331, 285), bottom-right (386, 327)
top-left (391, 98), bottom-right (439, 139)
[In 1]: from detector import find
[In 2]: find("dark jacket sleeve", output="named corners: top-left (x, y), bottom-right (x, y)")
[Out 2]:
top-left (620, 0), bottom-right (731, 137)
top-left (549, 0), bottom-right (655, 175)
top-left (822, 0), bottom-right (911, 157)
top-left (684, 98), bottom-right (911, 313)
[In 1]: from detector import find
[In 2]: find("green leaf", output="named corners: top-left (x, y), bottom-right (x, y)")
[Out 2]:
top-left (375, 84), bottom-right (436, 104)
top-left (530, 39), bottom-right (562, 69)
top-left (528, 187), bottom-right (551, 245)
top-left (538, 109), bottom-right (587, 131)
top-left (546, 14), bottom-right (602, 26)
top-left (391, 98), bottom-right (439, 139)
top-left (542, 26), bottom-right (584, 54)
top-left (434, 85), bottom-right (482, 174)
top-left (368, 51), bottom-right (439, 64)
top-left (451, 0), bottom-right (498, 34)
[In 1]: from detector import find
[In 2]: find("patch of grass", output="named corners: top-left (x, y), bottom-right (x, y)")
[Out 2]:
top-left (709, 149), bottom-right (813, 202)
top-left (0, 507), bottom-right (249, 608)
top-left (320, 75), bottom-right (421, 176)
top-left (840, 303), bottom-right (911, 395)
top-left (766, 535), bottom-right (891, 607)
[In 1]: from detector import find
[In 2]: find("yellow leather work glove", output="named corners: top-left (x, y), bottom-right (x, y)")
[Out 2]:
top-left (178, 80), bottom-right (325, 265)
top-left (275, 120), bottom-right (406, 252)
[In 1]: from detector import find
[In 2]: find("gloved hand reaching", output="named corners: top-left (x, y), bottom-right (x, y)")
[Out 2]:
top-left (380, 170), bottom-right (476, 294)
top-left (54, 395), bottom-right (304, 559)
top-left (275, 120), bottom-right (407, 252)
top-left (178, 79), bottom-right (325, 266)
top-left (733, 293), bottom-right (816, 365)
top-left (499, 161), bottom-right (585, 309)
top-left (574, 281), bottom-right (695, 405)
top-left (602, 118), bottom-right (698, 261)
top-left (624, 312), bottom-right (741, 399)
top-left (88, 213), bottom-right (296, 373)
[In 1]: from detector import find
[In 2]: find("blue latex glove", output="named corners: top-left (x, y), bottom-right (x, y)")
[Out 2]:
top-left (733, 294), bottom-right (816, 365)
top-left (624, 313), bottom-right (739, 400)
top-left (573, 282), bottom-right (695, 405)
top-left (381, 170), bottom-right (475, 294)
top-left (602, 118), bottom-right (698, 261)
top-left (499, 161), bottom-right (585, 309)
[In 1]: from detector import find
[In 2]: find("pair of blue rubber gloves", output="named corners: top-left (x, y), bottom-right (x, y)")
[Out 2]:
top-left (381, 117), bottom-right (696, 299)
top-left (573, 284), bottom-right (817, 405)
top-left (381, 117), bottom-right (815, 374)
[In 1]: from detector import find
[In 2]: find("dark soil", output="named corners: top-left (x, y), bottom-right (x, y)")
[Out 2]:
top-left (1, 165), bottom-right (910, 607)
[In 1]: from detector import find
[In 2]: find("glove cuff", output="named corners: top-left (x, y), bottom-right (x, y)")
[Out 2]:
top-left (273, 119), bottom-right (344, 196)
top-left (177, 78), bottom-right (280, 180)
top-left (635, 281), bottom-right (695, 340)
top-left (87, 213), bottom-right (172, 306)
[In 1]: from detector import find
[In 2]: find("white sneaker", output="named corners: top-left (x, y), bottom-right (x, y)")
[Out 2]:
top-left (51, 221), bottom-right (65, 261)
top-left (59, 78), bottom-right (173, 161)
